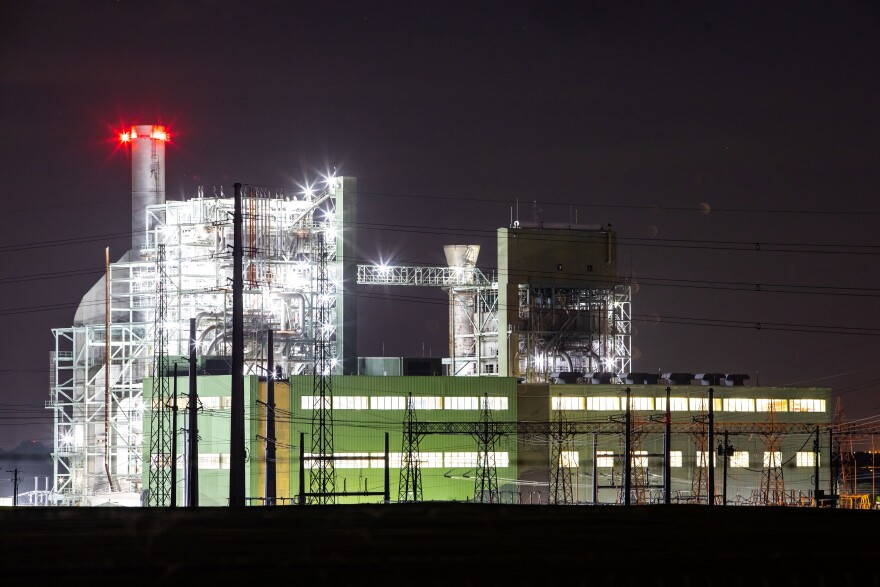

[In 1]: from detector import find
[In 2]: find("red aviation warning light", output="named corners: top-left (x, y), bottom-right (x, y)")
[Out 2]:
top-left (118, 125), bottom-right (170, 144)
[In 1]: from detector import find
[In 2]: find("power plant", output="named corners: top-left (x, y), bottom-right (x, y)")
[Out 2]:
top-left (45, 125), bottom-right (861, 508)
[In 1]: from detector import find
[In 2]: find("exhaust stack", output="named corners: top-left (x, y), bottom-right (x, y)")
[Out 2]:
top-left (122, 124), bottom-right (167, 256)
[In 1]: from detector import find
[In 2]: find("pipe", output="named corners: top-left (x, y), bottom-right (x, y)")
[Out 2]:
top-left (104, 246), bottom-right (113, 491)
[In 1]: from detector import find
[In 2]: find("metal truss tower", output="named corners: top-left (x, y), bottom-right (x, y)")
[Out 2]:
top-left (309, 232), bottom-right (336, 504)
top-left (833, 398), bottom-right (854, 497)
top-left (759, 403), bottom-right (785, 505)
top-left (690, 411), bottom-right (709, 501)
top-left (147, 244), bottom-right (173, 506)
top-left (629, 412), bottom-right (648, 505)
top-left (473, 394), bottom-right (500, 503)
top-left (549, 404), bottom-right (575, 504)
top-left (398, 393), bottom-right (423, 503)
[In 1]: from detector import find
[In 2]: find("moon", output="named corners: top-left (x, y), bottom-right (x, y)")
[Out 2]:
top-left (699, 202), bottom-right (711, 215)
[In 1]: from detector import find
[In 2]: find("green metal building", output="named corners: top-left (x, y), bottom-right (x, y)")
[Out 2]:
top-left (144, 374), bottom-right (831, 506)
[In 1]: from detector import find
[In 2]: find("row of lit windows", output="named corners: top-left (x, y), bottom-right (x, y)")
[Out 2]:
top-left (552, 397), bottom-right (826, 413)
top-left (149, 452), bottom-right (511, 470)
top-left (303, 452), bottom-right (511, 468)
top-left (586, 450), bottom-right (819, 468)
top-left (149, 396), bottom-right (233, 410)
top-left (151, 450), bottom-right (818, 471)
top-left (300, 396), bottom-right (510, 411)
top-left (148, 395), bottom-right (824, 414)
top-left (150, 453), bottom-right (232, 470)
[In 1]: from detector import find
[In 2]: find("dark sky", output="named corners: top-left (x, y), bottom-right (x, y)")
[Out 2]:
top-left (2, 0), bottom-right (879, 450)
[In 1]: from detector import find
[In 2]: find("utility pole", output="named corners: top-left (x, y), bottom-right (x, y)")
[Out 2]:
top-left (814, 426), bottom-right (820, 507)
top-left (170, 363), bottom-right (178, 507)
top-left (718, 431), bottom-right (732, 506)
top-left (229, 182), bottom-right (245, 507)
top-left (624, 387), bottom-right (631, 506)
top-left (707, 387), bottom-right (715, 506)
top-left (664, 386), bottom-right (671, 505)
top-left (265, 329), bottom-right (276, 506)
top-left (7, 469), bottom-right (21, 506)
top-left (187, 318), bottom-right (199, 507)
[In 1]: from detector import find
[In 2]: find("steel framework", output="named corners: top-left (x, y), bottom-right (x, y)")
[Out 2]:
top-left (49, 179), bottom-right (354, 503)
top-left (357, 265), bottom-right (631, 379)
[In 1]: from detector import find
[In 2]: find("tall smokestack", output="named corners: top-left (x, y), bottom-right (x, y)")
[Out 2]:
top-left (123, 124), bottom-right (167, 256)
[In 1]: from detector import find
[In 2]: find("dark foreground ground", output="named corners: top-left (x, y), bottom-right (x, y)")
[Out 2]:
top-left (2, 503), bottom-right (877, 586)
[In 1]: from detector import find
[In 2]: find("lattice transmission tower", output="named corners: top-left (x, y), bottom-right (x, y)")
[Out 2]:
top-left (147, 244), bottom-right (173, 506)
top-left (398, 393), bottom-right (423, 502)
top-left (833, 398), bottom-right (855, 496)
top-left (473, 394), bottom-right (499, 503)
top-left (630, 412), bottom-right (648, 505)
top-left (308, 232), bottom-right (336, 504)
top-left (549, 403), bottom-right (575, 504)
top-left (691, 409), bottom-right (709, 501)
top-left (759, 402), bottom-right (785, 505)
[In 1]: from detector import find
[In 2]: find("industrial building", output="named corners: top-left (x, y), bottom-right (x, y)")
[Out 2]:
top-left (47, 123), bottom-right (838, 507)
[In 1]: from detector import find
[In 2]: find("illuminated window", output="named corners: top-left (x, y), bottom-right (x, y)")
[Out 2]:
top-left (696, 451), bottom-right (709, 467)
top-left (656, 397), bottom-right (688, 411)
top-left (410, 396), bottom-right (443, 410)
top-left (553, 396), bottom-right (585, 410)
top-left (198, 454), bottom-right (221, 469)
top-left (477, 451), bottom-right (510, 467)
top-left (722, 398), bottom-right (755, 412)
top-left (443, 452), bottom-right (509, 468)
top-left (790, 399), bottom-right (826, 413)
top-left (756, 399), bottom-right (788, 413)
top-left (302, 396), bottom-right (329, 410)
top-left (445, 396), bottom-right (478, 410)
top-left (199, 397), bottom-right (220, 410)
top-left (335, 452), bottom-right (371, 468)
top-left (371, 396), bottom-right (405, 410)
top-left (763, 451), bottom-right (783, 467)
top-left (559, 451), bottom-right (579, 467)
top-left (730, 451), bottom-right (749, 468)
top-left (481, 396), bottom-right (509, 410)
top-left (689, 398), bottom-right (708, 412)
top-left (631, 450), bottom-right (648, 468)
top-left (596, 450), bottom-right (615, 468)
top-left (796, 452), bottom-right (820, 467)
top-left (669, 451), bottom-right (683, 468)
top-left (149, 454), bottom-right (174, 469)
top-left (445, 452), bottom-right (477, 467)
top-left (372, 452), bottom-right (443, 469)
top-left (334, 396), bottom-right (368, 410)
top-left (586, 397), bottom-right (620, 411)
top-left (626, 397), bottom-right (654, 411)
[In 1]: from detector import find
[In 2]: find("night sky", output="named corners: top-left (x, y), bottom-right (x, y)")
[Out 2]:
top-left (2, 1), bottom-right (879, 451)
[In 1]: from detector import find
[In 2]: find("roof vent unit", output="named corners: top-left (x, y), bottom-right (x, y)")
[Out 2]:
top-left (624, 372), bottom-right (660, 385)
top-left (662, 372), bottom-right (694, 385)
top-left (590, 372), bottom-right (615, 384)
top-left (724, 373), bottom-right (751, 386)
top-left (695, 373), bottom-right (725, 386)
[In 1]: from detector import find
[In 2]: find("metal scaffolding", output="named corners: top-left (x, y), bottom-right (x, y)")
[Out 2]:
top-left (48, 179), bottom-right (355, 504)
